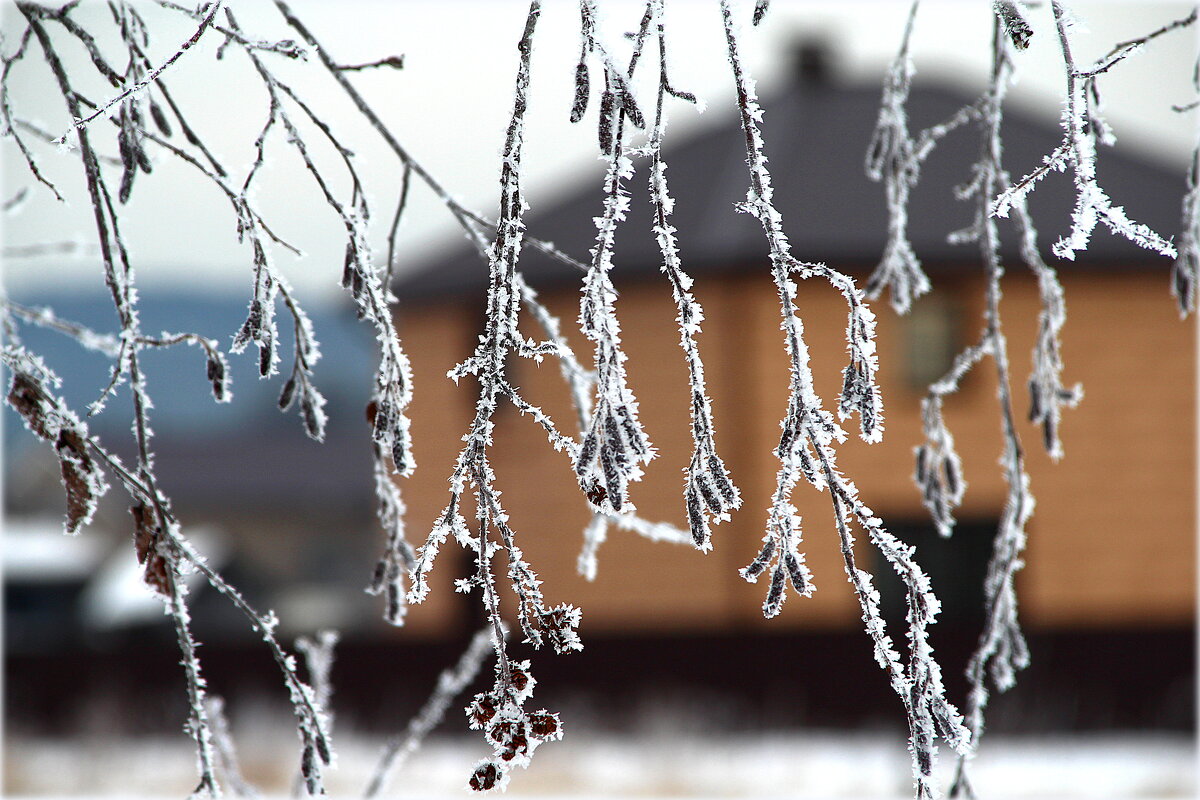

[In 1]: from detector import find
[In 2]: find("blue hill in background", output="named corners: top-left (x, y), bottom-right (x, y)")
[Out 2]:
top-left (5, 286), bottom-right (380, 516)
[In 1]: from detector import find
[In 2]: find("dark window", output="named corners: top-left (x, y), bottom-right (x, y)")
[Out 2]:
top-left (902, 292), bottom-right (963, 390)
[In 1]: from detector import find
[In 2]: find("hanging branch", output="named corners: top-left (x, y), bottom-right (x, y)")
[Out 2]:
top-left (1, 24), bottom-right (63, 201)
top-left (407, 5), bottom-right (579, 790)
top-left (364, 626), bottom-right (496, 798)
top-left (105, 421), bottom-right (336, 797)
top-left (1175, 136), bottom-right (1200, 316)
top-left (871, 9), bottom-right (1080, 794)
top-left (720, 5), bottom-right (965, 798)
top-left (291, 631), bottom-right (338, 798)
top-left (11, 5), bottom-right (335, 794)
top-left (204, 696), bottom-right (260, 798)
top-left (516, 274), bottom-right (692, 581)
top-left (571, 0), bottom-right (656, 518)
top-left (263, 0), bottom-right (596, 630)
top-left (218, 8), bottom-right (418, 625)
top-left (51, 0), bottom-right (222, 144)
top-left (79, 1), bottom-right (323, 440)
top-left (267, 0), bottom-right (590, 278)
top-left (16, 6), bottom-right (224, 792)
top-left (4, 299), bottom-right (234, 403)
top-left (7, 1), bottom-right (680, 795)
top-left (261, 0), bottom-right (685, 626)
top-left (639, 0), bottom-right (740, 550)
top-left (8, 4), bottom-right (1194, 799)
top-left (863, 2), bottom-right (928, 314)
top-left (935, 29), bottom-right (1035, 797)
top-left (864, 1), bottom-right (988, 314)
top-left (1173, 36), bottom-right (1200, 317)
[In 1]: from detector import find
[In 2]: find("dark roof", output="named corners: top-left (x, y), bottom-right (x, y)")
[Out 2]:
top-left (397, 76), bottom-right (1187, 302)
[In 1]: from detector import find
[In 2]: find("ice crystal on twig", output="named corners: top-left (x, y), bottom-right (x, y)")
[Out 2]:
top-left (994, 0), bottom-right (1033, 51)
top-left (465, 657), bottom-right (563, 792)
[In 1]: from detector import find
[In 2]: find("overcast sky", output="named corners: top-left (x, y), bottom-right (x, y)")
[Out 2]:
top-left (2, 1), bottom-right (1196, 302)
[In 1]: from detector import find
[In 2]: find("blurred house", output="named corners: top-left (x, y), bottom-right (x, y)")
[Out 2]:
top-left (5, 55), bottom-right (1193, 741)
top-left (389, 56), bottom-right (1195, 730)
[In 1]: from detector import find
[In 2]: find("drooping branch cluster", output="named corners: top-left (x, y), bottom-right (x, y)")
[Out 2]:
top-left (569, 0), bottom-right (657, 519)
top-left (868, 8), bottom-right (1053, 798)
top-left (13, 5), bottom-right (236, 791)
top-left (866, 4), bottom-right (1194, 797)
top-left (6, 2), bottom-right (697, 789)
top-left (3, 341), bottom-right (333, 797)
top-left (864, 1), bottom-right (987, 315)
top-left (1, 1), bottom-right (405, 792)
top-left (402, 5), bottom-right (585, 789)
top-left (719, 4), bottom-right (969, 798)
top-left (5, 2), bottom-right (1194, 799)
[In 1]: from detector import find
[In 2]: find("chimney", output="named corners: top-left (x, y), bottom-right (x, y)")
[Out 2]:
top-left (793, 39), bottom-right (833, 87)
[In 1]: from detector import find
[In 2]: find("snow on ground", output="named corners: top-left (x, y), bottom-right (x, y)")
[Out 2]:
top-left (5, 732), bottom-right (1196, 798)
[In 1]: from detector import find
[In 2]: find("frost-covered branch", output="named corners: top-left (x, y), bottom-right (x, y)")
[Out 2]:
top-left (364, 626), bottom-right (496, 798)
top-left (270, 0), bottom-right (590, 279)
top-left (1174, 136), bottom-right (1200, 316)
top-left (864, 2), bottom-right (984, 314)
top-left (571, 0), bottom-right (656, 518)
top-left (993, 3), bottom-right (1180, 262)
top-left (6, 4), bottom-right (1193, 799)
top-left (406, 5), bottom-right (579, 789)
top-left (641, 0), bottom-right (740, 549)
top-left (869, 10), bottom-right (1085, 795)
top-left (721, 5), bottom-right (965, 797)
top-left (15, 8), bottom-right (227, 792)
top-left (1173, 42), bottom-right (1200, 317)
top-left (953, 27), bottom-right (1079, 796)
top-left (4, 299), bottom-right (233, 402)
top-left (515, 274), bottom-right (692, 580)
top-left (8, 7), bottom-right (344, 792)
top-left (205, 696), bottom-right (259, 799)
top-left (52, 0), bottom-right (222, 144)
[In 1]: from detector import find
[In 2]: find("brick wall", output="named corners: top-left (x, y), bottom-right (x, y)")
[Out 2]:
top-left (395, 266), bottom-right (1195, 637)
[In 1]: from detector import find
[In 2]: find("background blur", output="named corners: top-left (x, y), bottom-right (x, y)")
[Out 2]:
top-left (2, 1), bottom-right (1195, 797)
